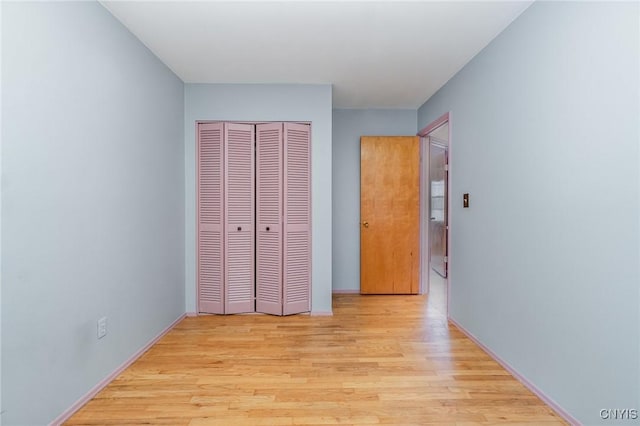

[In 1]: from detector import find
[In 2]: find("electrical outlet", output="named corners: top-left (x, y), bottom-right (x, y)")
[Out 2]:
top-left (97, 317), bottom-right (107, 339)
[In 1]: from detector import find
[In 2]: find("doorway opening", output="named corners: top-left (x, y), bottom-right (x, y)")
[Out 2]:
top-left (419, 113), bottom-right (450, 317)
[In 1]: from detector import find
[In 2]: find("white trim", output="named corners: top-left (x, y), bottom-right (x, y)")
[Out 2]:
top-left (49, 314), bottom-right (186, 426)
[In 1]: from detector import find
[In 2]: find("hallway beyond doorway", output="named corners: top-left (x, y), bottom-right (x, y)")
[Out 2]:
top-left (427, 268), bottom-right (447, 317)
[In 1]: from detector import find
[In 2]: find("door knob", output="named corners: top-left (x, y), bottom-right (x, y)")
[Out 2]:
top-left (430, 217), bottom-right (436, 220)
top-left (363, 221), bottom-right (369, 228)
top-left (266, 226), bottom-right (270, 231)
top-left (237, 226), bottom-right (242, 231)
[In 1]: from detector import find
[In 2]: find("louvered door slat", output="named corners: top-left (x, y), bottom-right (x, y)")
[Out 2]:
top-left (197, 122), bottom-right (224, 314)
top-left (256, 123), bottom-right (283, 315)
top-left (225, 123), bottom-right (255, 314)
top-left (283, 123), bottom-right (311, 315)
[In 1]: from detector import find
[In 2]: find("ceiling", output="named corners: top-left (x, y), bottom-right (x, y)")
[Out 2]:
top-left (102, 1), bottom-right (532, 109)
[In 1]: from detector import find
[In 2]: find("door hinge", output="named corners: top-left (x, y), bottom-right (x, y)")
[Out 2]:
top-left (444, 256), bottom-right (448, 263)
top-left (444, 164), bottom-right (449, 171)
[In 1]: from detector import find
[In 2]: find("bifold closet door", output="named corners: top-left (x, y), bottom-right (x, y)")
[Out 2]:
top-left (199, 121), bottom-right (310, 316)
top-left (224, 123), bottom-right (255, 314)
top-left (197, 122), bottom-right (224, 314)
top-left (283, 123), bottom-right (311, 315)
top-left (256, 123), bottom-right (284, 315)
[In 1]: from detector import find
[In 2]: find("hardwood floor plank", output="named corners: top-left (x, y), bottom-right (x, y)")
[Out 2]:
top-left (65, 294), bottom-right (566, 425)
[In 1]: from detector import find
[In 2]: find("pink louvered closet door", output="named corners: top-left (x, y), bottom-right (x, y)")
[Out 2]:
top-left (224, 123), bottom-right (255, 314)
top-left (283, 123), bottom-right (312, 315)
top-left (256, 123), bottom-right (284, 315)
top-left (197, 121), bottom-right (311, 316)
top-left (197, 122), bottom-right (225, 314)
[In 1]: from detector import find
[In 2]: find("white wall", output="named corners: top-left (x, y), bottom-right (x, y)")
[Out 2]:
top-left (2, 3), bottom-right (185, 424)
top-left (417, 2), bottom-right (639, 424)
top-left (332, 109), bottom-right (417, 292)
top-left (184, 84), bottom-right (333, 314)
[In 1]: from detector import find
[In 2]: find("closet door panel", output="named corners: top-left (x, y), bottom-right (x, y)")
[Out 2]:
top-left (283, 123), bottom-right (311, 315)
top-left (197, 122), bottom-right (225, 314)
top-left (256, 123), bottom-right (283, 315)
top-left (225, 123), bottom-right (255, 314)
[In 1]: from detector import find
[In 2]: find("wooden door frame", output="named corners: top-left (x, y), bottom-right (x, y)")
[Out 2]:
top-left (418, 112), bottom-right (451, 318)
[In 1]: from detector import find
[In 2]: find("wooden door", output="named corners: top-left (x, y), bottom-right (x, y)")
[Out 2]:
top-left (224, 123), bottom-right (255, 314)
top-left (360, 136), bottom-right (420, 294)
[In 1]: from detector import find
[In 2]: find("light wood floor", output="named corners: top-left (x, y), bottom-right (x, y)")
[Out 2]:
top-left (66, 294), bottom-right (566, 425)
